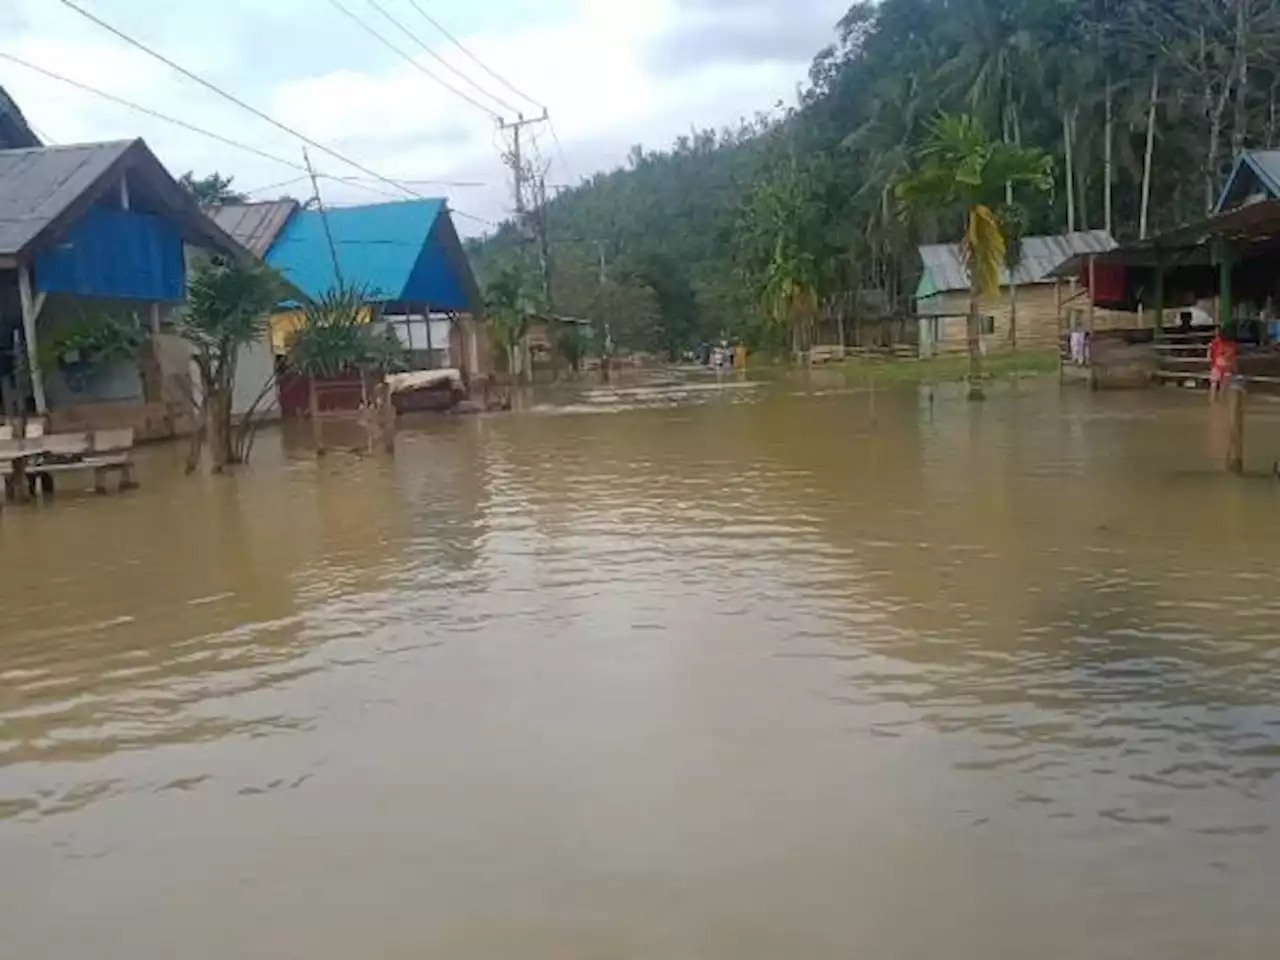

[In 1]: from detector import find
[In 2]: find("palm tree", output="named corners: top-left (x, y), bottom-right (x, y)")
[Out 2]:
top-left (761, 237), bottom-right (820, 358)
top-left (484, 265), bottom-right (535, 382)
top-left (895, 113), bottom-right (1052, 400)
top-left (286, 283), bottom-right (406, 455)
top-left (175, 255), bottom-right (285, 472)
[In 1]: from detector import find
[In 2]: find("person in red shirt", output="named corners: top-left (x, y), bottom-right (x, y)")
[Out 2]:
top-left (1208, 327), bottom-right (1238, 401)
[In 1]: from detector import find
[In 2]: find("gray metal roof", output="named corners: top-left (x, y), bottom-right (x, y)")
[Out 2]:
top-left (919, 229), bottom-right (1117, 293)
top-left (0, 84), bottom-right (40, 149)
top-left (0, 141), bottom-right (134, 255)
top-left (205, 200), bottom-right (298, 256)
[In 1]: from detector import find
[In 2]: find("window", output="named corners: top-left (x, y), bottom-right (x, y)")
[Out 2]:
top-left (980, 315), bottom-right (996, 336)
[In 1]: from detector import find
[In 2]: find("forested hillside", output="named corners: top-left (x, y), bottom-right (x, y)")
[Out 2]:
top-left (476, 0), bottom-right (1280, 355)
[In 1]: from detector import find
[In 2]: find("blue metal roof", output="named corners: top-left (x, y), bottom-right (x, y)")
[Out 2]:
top-left (263, 198), bottom-right (479, 310)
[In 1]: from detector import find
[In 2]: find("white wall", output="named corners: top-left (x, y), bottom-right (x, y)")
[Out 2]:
top-left (232, 333), bottom-right (279, 418)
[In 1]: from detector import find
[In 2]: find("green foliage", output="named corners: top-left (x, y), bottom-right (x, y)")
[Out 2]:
top-left (178, 255), bottom-right (285, 353)
top-left (179, 171), bottom-right (248, 205)
top-left (40, 307), bottom-right (146, 372)
top-left (176, 255), bottom-right (286, 472)
top-left (555, 323), bottom-right (590, 370)
top-left (895, 113), bottom-right (1052, 297)
top-left (483, 261), bottom-right (538, 372)
top-left (287, 283), bottom-right (406, 378)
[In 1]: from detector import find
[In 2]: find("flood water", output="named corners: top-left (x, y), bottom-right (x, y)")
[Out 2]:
top-left (6, 372), bottom-right (1280, 958)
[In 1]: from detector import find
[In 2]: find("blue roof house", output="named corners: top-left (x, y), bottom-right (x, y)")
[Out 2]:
top-left (0, 138), bottom-right (244, 428)
top-left (208, 197), bottom-right (488, 383)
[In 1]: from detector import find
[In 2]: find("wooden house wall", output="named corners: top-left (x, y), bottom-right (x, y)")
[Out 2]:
top-left (917, 283), bottom-right (1136, 354)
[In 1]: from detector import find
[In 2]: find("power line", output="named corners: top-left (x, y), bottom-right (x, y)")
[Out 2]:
top-left (403, 0), bottom-right (545, 113)
top-left (449, 207), bottom-right (499, 228)
top-left (548, 116), bottom-right (575, 183)
top-left (0, 51), bottom-right (417, 204)
top-left (322, 0), bottom-right (502, 121)
top-left (0, 50), bottom-right (304, 170)
top-left (53, 0), bottom-right (421, 199)
top-left (338, 175), bottom-right (490, 188)
top-left (243, 175), bottom-right (311, 196)
top-left (362, 0), bottom-right (520, 117)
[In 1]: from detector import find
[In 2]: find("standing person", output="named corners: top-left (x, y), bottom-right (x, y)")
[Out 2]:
top-left (1208, 327), bottom-right (1238, 402)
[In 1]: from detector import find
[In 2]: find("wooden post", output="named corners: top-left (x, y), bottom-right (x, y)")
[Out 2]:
top-left (308, 378), bottom-right (325, 457)
top-left (1152, 251), bottom-right (1165, 341)
top-left (17, 264), bottom-right (47, 415)
top-left (1226, 377), bottom-right (1245, 474)
top-left (1086, 255), bottom-right (1097, 333)
top-left (1055, 278), bottom-right (1064, 378)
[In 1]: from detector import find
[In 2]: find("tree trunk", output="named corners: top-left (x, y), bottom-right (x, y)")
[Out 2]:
top-left (1009, 280), bottom-right (1019, 353)
top-left (207, 389), bottom-right (229, 474)
top-left (1207, 95), bottom-right (1226, 212)
top-left (967, 289), bottom-right (984, 402)
top-left (308, 377), bottom-right (325, 457)
top-left (1104, 74), bottom-right (1114, 235)
top-left (1269, 80), bottom-right (1279, 147)
top-left (1003, 97), bottom-right (1014, 206)
top-left (1062, 107), bottom-right (1076, 233)
top-left (1074, 108), bottom-right (1089, 230)
top-left (1232, 0), bottom-right (1248, 157)
top-left (1140, 67), bottom-right (1160, 239)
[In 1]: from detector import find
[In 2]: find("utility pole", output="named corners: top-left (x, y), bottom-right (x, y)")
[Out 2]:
top-left (531, 170), bottom-right (553, 310)
top-left (303, 147), bottom-right (343, 287)
top-left (498, 109), bottom-right (549, 220)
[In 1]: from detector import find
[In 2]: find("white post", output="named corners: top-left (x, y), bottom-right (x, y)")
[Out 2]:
top-left (149, 302), bottom-right (161, 334)
top-left (17, 264), bottom-right (47, 415)
top-left (120, 174), bottom-right (130, 210)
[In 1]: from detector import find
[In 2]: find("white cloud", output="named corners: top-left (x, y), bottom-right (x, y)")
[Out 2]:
top-left (1, 0), bottom-right (842, 232)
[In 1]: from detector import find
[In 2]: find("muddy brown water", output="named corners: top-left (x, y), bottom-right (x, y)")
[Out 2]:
top-left (5, 373), bottom-right (1280, 958)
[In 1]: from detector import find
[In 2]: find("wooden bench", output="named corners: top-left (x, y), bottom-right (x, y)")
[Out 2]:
top-left (1, 428), bottom-right (137, 498)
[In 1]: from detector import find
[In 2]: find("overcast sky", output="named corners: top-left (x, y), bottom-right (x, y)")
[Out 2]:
top-left (1, 0), bottom-right (847, 232)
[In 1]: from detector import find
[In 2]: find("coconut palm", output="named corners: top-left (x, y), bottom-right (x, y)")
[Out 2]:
top-left (895, 113), bottom-right (1052, 399)
top-left (176, 255), bottom-right (285, 472)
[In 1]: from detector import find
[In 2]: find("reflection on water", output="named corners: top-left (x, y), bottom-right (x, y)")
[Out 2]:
top-left (5, 375), bottom-right (1280, 957)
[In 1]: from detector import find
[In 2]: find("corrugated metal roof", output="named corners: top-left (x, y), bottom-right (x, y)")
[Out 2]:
top-left (206, 200), bottom-right (298, 256)
top-left (264, 198), bottom-right (477, 310)
top-left (0, 84), bottom-right (40, 149)
top-left (918, 229), bottom-right (1117, 294)
top-left (1215, 150), bottom-right (1280, 213)
top-left (0, 141), bottom-right (134, 255)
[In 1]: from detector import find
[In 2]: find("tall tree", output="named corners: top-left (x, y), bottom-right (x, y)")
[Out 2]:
top-left (895, 114), bottom-right (1052, 398)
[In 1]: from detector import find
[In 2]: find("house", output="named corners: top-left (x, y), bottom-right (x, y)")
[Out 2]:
top-left (0, 138), bottom-right (245, 437)
top-left (207, 198), bottom-right (489, 416)
top-left (0, 85), bottom-right (40, 149)
top-left (913, 230), bottom-right (1119, 356)
top-left (1214, 150), bottom-right (1280, 214)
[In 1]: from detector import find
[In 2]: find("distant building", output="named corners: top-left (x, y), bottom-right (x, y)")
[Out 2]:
top-left (913, 230), bottom-right (1118, 356)
top-left (1215, 150), bottom-right (1280, 214)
